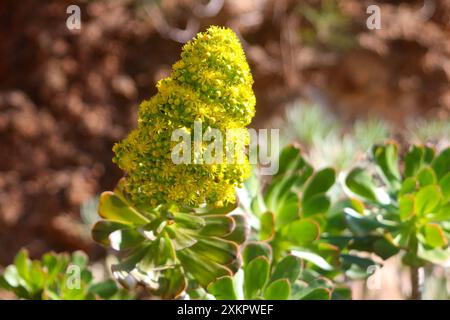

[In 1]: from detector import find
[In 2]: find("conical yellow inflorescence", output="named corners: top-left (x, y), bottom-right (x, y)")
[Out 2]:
top-left (113, 26), bottom-right (256, 208)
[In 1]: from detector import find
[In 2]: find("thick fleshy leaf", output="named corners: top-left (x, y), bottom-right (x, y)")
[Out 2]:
top-left (282, 220), bottom-right (319, 246)
top-left (344, 208), bottom-right (395, 236)
top-left (207, 276), bottom-right (237, 300)
top-left (98, 191), bottom-right (148, 225)
top-left (189, 237), bottom-right (238, 265)
top-left (270, 255), bottom-right (301, 283)
top-left (432, 148), bottom-right (450, 179)
top-left (170, 227), bottom-right (198, 250)
top-left (243, 242), bottom-right (272, 266)
top-left (274, 191), bottom-right (299, 229)
top-left (88, 279), bottom-right (119, 299)
top-left (260, 211), bottom-right (275, 241)
top-left (373, 238), bottom-right (400, 260)
top-left (417, 167), bottom-right (437, 187)
top-left (415, 185), bottom-right (442, 216)
top-left (302, 193), bottom-right (331, 217)
top-left (404, 145), bottom-right (435, 178)
top-left (399, 194), bottom-right (415, 221)
top-left (291, 250), bottom-right (333, 271)
top-left (433, 202), bottom-right (450, 221)
top-left (439, 173), bottom-right (450, 201)
top-left (199, 215), bottom-right (235, 237)
top-left (372, 143), bottom-right (401, 188)
top-left (244, 256), bottom-right (270, 299)
top-left (157, 267), bottom-right (187, 299)
top-left (276, 145), bottom-right (307, 177)
top-left (399, 177), bottom-right (417, 195)
top-left (264, 279), bottom-right (290, 300)
top-left (14, 250), bottom-right (30, 284)
top-left (173, 212), bottom-right (205, 230)
top-left (223, 213), bottom-right (249, 244)
top-left (108, 228), bottom-right (146, 251)
top-left (341, 254), bottom-right (378, 279)
top-left (300, 287), bottom-right (331, 300)
top-left (177, 248), bottom-right (232, 287)
top-left (194, 202), bottom-right (238, 215)
top-left (345, 168), bottom-right (379, 203)
top-left (303, 168), bottom-right (335, 201)
top-left (423, 223), bottom-right (447, 248)
top-left (91, 220), bottom-right (131, 246)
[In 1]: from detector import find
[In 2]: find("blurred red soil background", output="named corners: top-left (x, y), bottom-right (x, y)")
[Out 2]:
top-left (0, 0), bottom-right (449, 266)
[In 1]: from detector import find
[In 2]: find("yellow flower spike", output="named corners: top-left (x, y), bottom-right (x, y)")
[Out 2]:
top-left (113, 26), bottom-right (255, 208)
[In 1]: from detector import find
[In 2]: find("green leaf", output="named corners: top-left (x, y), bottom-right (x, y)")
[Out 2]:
top-left (300, 288), bottom-right (331, 300)
top-left (98, 191), bottom-right (148, 226)
top-left (173, 212), bottom-right (205, 230)
top-left (200, 215), bottom-right (235, 237)
top-left (157, 266), bottom-right (187, 299)
top-left (345, 168), bottom-right (381, 203)
top-left (88, 279), bottom-right (118, 299)
top-left (372, 143), bottom-right (401, 187)
top-left (188, 237), bottom-right (238, 265)
top-left (3, 265), bottom-right (20, 288)
top-left (244, 256), bottom-right (270, 299)
top-left (276, 145), bottom-right (307, 176)
top-left (405, 145), bottom-right (434, 178)
top-left (264, 279), bottom-right (290, 300)
top-left (108, 228), bottom-right (146, 250)
top-left (373, 238), bottom-right (399, 260)
top-left (303, 168), bottom-right (335, 201)
top-left (14, 249), bottom-right (30, 284)
top-left (91, 220), bottom-right (131, 246)
top-left (29, 261), bottom-right (45, 289)
top-left (177, 248), bottom-right (232, 287)
top-left (260, 211), bottom-right (275, 241)
top-left (207, 276), bottom-right (237, 300)
top-left (274, 192), bottom-right (299, 229)
top-left (282, 219), bottom-right (319, 245)
top-left (415, 185), bottom-right (442, 216)
top-left (270, 255), bottom-right (301, 283)
top-left (291, 250), bottom-right (333, 271)
top-left (417, 167), bottom-right (437, 187)
top-left (344, 208), bottom-right (386, 236)
top-left (243, 242), bottom-right (272, 266)
top-left (223, 213), bottom-right (248, 245)
top-left (423, 223), bottom-right (447, 248)
top-left (302, 193), bottom-right (331, 217)
top-left (433, 202), bottom-right (450, 221)
top-left (439, 172), bottom-right (450, 201)
top-left (399, 194), bottom-right (415, 221)
top-left (399, 177), bottom-right (417, 195)
top-left (432, 148), bottom-right (450, 179)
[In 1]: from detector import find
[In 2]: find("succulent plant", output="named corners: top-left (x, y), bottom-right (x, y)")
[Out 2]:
top-left (341, 142), bottom-right (450, 297)
top-left (93, 26), bottom-right (254, 298)
top-left (242, 145), bottom-right (337, 265)
top-left (207, 242), bottom-right (339, 300)
top-left (0, 249), bottom-right (126, 300)
top-left (93, 179), bottom-right (247, 298)
top-left (342, 143), bottom-right (450, 265)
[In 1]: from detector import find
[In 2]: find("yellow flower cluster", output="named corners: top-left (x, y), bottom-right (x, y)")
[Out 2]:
top-left (113, 26), bottom-right (256, 208)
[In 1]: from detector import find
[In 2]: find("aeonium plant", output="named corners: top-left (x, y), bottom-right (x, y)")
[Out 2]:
top-left (207, 241), bottom-right (336, 300)
top-left (239, 145), bottom-right (356, 297)
top-left (342, 142), bottom-right (450, 299)
top-left (0, 250), bottom-right (128, 300)
top-left (92, 26), bottom-right (255, 298)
